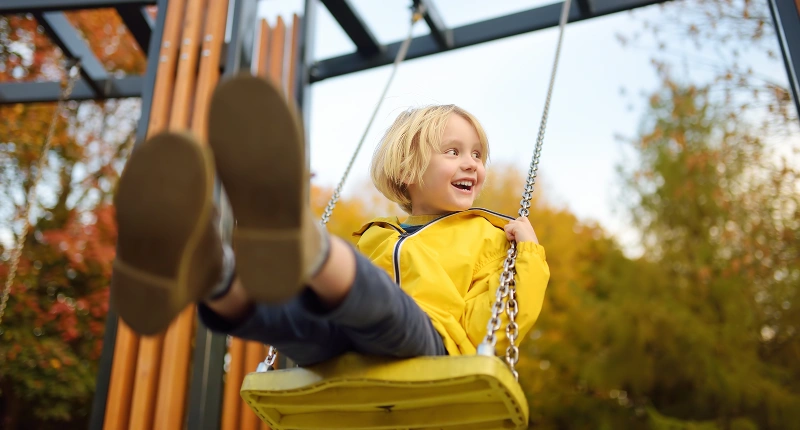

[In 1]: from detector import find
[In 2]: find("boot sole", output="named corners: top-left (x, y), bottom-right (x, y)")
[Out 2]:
top-left (111, 132), bottom-right (217, 335)
top-left (208, 75), bottom-right (306, 303)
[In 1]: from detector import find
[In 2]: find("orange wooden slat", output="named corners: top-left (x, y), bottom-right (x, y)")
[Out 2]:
top-left (127, 334), bottom-right (165, 430)
top-left (152, 0), bottom-right (226, 424)
top-left (127, 0), bottom-right (206, 427)
top-left (168, 0), bottom-right (209, 129)
top-left (152, 306), bottom-right (195, 429)
top-left (221, 338), bottom-right (246, 430)
top-left (103, 322), bottom-right (139, 430)
top-left (256, 19), bottom-right (270, 78)
top-left (191, 0), bottom-right (230, 141)
top-left (287, 14), bottom-right (301, 104)
top-left (241, 341), bottom-right (268, 430)
top-left (146, 0), bottom-right (189, 136)
top-left (268, 16), bottom-right (286, 87)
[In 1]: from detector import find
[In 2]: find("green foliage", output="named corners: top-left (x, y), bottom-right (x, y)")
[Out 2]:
top-left (518, 79), bottom-right (800, 429)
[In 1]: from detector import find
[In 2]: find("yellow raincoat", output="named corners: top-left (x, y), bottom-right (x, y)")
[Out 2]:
top-left (354, 208), bottom-right (550, 356)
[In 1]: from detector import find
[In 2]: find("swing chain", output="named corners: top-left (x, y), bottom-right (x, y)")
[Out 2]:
top-left (259, 346), bottom-right (277, 372)
top-left (0, 61), bottom-right (81, 328)
top-left (477, 0), bottom-right (571, 380)
top-left (257, 4), bottom-right (425, 373)
top-left (477, 243), bottom-right (517, 367)
top-left (319, 4), bottom-right (422, 227)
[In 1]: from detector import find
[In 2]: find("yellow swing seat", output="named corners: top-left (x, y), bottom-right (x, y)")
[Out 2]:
top-left (240, 353), bottom-right (529, 430)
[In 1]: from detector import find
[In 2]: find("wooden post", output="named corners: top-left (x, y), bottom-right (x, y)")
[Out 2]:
top-left (103, 0), bottom-right (187, 428)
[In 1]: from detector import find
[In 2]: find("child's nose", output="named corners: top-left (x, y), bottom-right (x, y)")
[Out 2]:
top-left (461, 155), bottom-right (477, 170)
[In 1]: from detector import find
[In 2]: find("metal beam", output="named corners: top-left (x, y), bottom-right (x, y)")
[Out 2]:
top-left (186, 329), bottom-right (227, 430)
top-left (223, 0), bottom-right (257, 76)
top-left (296, 0), bottom-right (317, 114)
top-left (116, 5), bottom-right (153, 53)
top-left (415, 0), bottom-right (453, 49)
top-left (34, 11), bottom-right (108, 97)
top-left (577, 0), bottom-right (593, 17)
top-left (87, 309), bottom-right (119, 430)
top-left (768, 0), bottom-right (800, 125)
top-left (87, 0), bottom-right (167, 429)
top-left (312, 0), bottom-right (670, 82)
top-left (0, 0), bottom-right (154, 15)
top-left (0, 77), bottom-right (142, 104)
top-left (320, 0), bottom-right (383, 57)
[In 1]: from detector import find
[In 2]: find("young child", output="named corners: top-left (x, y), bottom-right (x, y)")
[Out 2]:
top-left (110, 75), bottom-right (550, 366)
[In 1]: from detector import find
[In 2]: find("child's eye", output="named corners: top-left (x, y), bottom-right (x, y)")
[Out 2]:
top-left (472, 151), bottom-right (481, 159)
top-left (445, 149), bottom-right (458, 155)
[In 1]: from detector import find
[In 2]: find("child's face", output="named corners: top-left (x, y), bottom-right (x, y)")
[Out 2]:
top-left (408, 114), bottom-right (486, 215)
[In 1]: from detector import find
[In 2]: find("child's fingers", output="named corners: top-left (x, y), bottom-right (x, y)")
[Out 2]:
top-left (504, 223), bottom-right (516, 241)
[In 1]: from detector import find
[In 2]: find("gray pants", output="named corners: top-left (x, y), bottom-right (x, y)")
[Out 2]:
top-left (198, 247), bottom-right (447, 366)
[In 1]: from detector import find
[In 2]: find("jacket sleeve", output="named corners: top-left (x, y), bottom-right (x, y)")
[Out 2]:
top-left (463, 241), bottom-right (550, 353)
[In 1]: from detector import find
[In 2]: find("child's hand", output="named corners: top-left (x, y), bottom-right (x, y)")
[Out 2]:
top-left (504, 216), bottom-right (539, 244)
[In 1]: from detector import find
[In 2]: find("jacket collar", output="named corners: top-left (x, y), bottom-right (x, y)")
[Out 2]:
top-left (353, 208), bottom-right (514, 236)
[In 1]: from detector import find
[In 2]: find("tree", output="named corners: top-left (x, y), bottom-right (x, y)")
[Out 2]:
top-left (619, 0), bottom-right (796, 132)
top-left (1, 11), bottom-right (143, 429)
top-left (515, 79), bottom-right (800, 429)
top-left (619, 79), bottom-right (799, 427)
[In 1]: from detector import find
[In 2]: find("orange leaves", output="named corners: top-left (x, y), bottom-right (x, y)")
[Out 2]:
top-left (0, 15), bottom-right (60, 81)
top-left (64, 9), bottom-right (146, 75)
top-left (1, 10), bottom-right (146, 83)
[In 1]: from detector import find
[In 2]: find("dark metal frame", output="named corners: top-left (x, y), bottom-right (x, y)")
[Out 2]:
top-left (312, 0), bottom-right (672, 82)
top-left (0, 0), bottom-right (155, 104)
top-left (86, 0), bottom-right (166, 427)
top-left (768, 0), bottom-right (800, 122)
top-left (3, 0), bottom-right (800, 428)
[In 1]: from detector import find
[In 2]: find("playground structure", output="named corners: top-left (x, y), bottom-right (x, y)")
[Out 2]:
top-left (2, 0), bottom-right (800, 429)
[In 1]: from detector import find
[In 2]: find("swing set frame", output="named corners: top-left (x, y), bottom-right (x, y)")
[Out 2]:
top-left (2, 0), bottom-right (800, 429)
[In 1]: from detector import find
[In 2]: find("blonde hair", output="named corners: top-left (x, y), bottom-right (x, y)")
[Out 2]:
top-left (370, 105), bottom-right (489, 213)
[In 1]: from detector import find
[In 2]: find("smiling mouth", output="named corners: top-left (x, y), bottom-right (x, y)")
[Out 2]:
top-left (452, 182), bottom-right (474, 193)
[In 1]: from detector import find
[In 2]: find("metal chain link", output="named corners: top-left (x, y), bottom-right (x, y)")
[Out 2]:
top-left (0, 61), bottom-right (81, 328)
top-left (257, 5), bottom-right (424, 373)
top-left (477, 0), bottom-right (572, 380)
top-left (319, 6), bottom-right (422, 227)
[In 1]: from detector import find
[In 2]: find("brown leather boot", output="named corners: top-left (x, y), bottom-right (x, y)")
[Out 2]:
top-left (111, 132), bottom-right (223, 335)
top-left (208, 75), bottom-right (327, 304)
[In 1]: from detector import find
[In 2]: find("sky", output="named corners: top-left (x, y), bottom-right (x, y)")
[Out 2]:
top-left (257, 0), bottom-right (797, 256)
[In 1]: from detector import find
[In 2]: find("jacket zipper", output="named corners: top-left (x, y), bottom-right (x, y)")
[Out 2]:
top-left (390, 208), bottom-right (515, 285)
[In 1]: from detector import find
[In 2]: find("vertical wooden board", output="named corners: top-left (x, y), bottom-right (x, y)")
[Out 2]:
top-left (241, 341), bottom-right (268, 430)
top-left (152, 306), bottom-right (195, 429)
top-left (256, 19), bottom-right (270, 78)
top-left (127, 0), bottom-right (208, 427)
top-left (127, 334), bottom-right (165, 430)
top-left (146, 0), bottom-right (189, 135)
top-left (153, 0), bottom-right (227, 424)
top-left (268, 16), bottom-right (286, 87)
top-left (221, 338), bottom-right (246, 430)
top-left (191, 0), bottom-right (230, 140)
top-left (168, 0), bottom-right (209, 129)
top-left (287, 14), bottom-right (301, 105)
top-left (103, 322), bottom-right (139, 430)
